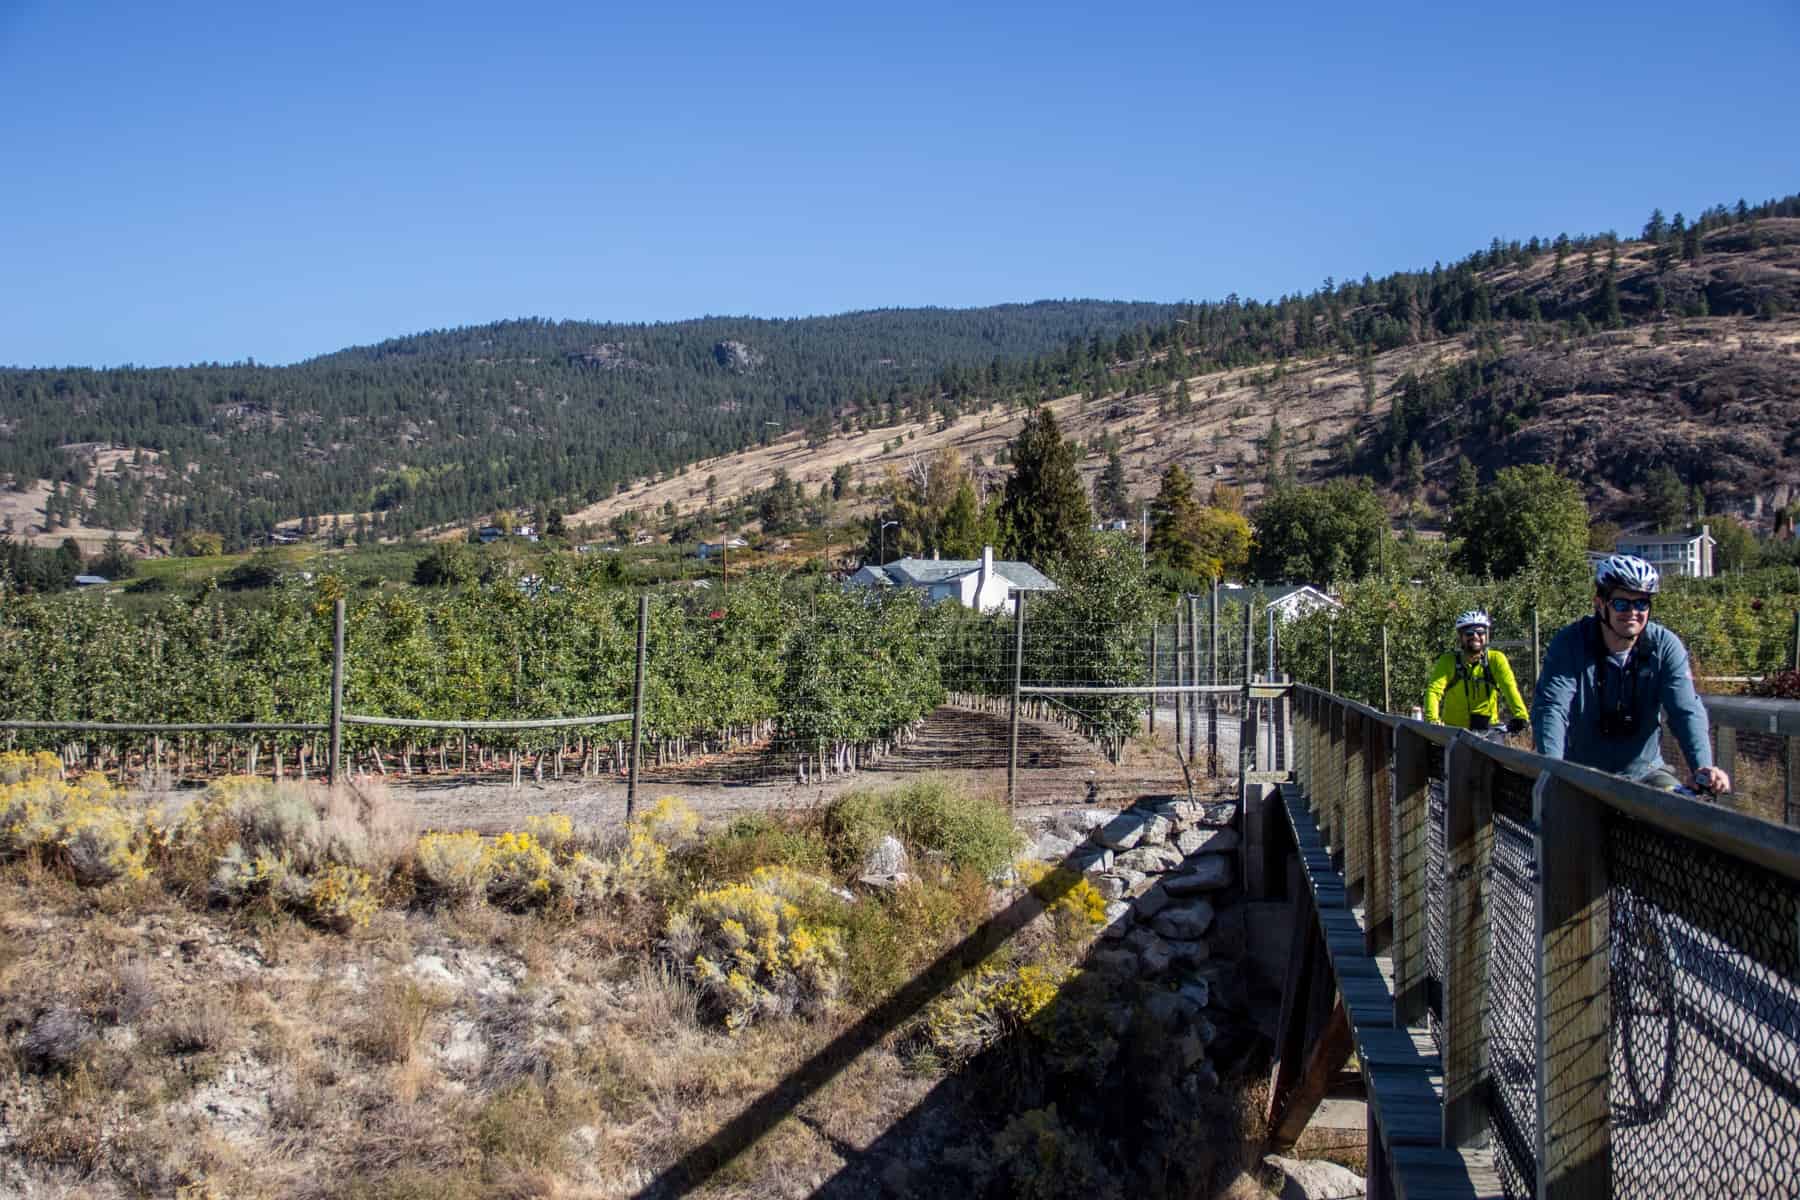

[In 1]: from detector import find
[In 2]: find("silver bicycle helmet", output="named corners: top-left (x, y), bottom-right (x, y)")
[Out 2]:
top-left (1594, 554), bottom-right (1660, 595)
top-left (1453, 609), bottom-right (1491, 632)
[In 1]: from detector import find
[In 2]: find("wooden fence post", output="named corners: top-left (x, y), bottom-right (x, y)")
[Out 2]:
top-left (329, 598), bottom-right (345, 786)
top-left (1364, 715), bottom-right (1394, 955)
top-left (1007, 591), bottom-right (1026, 808)
top-left (1343, 707), bottom-right (1368, 907)
top-left (1148, 624), bottom-right (1159, 736)
top-left (1532, 607), bottom-right (1542, 686)
top-left (1391, 725), bottom-right (1433, 1026)
top-left (1442, 734), bottom-right (1495, 1147)
top-left (1535, 772), bottom-right (1613, 1199)
top-left (1190, 593), bottom-right (1202, 764)
top-left (1381, 624), bottom-right (1393, 714)
top-left (1174, 603), bottom-right (1186, 755)
top-left (627, 593), bottom-right (649, 820)
top-left (1327, 619), bottom-right (1336, 694)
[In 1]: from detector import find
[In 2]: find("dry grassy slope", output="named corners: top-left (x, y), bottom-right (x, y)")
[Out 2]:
top-left (574, 222), bottom-right (1800, 534)
top-left (568, 340), bottom-right (1457, 535)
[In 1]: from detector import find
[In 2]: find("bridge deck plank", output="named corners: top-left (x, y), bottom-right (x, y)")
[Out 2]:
top-left (1388, 1147), bottom-right (1507, 1200)
top-left (1282, 780), bottom-right (1500, 1199)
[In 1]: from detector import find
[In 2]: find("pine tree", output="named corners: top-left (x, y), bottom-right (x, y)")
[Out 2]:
top-left (999, 407), bottom-right (1091, 567)
top-left (1147, 464), bottom-right (1202, 572)
top-left (1094, 450), bottom-right (1130, 520)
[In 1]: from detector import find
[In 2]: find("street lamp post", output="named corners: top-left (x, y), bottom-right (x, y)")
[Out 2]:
top-left (880, 520), bottom-right (898, 565)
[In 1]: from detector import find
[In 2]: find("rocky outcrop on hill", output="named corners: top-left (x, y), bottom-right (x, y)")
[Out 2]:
top-left (713, 340), bottom-right (765, 373)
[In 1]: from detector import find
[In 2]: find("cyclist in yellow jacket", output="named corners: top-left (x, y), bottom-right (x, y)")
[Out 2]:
top-left (1424, 610), bottom-right (1530, 733)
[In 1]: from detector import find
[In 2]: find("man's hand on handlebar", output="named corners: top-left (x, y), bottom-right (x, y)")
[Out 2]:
top-left (1695, 766), bottom-right (1732, 795)
top-left (1505, 717), bottom-right (1528, 735)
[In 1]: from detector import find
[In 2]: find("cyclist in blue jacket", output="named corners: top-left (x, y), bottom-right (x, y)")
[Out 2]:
top-left (1532, 554), bottom-right (1732, 794)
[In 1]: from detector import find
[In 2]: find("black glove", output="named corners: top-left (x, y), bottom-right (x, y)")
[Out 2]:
top-left (1505, 717), bottom-right (1528, 735)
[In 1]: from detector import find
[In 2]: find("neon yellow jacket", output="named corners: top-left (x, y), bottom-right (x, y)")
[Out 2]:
top-left (1424, 649), bottom-right (1529, 728)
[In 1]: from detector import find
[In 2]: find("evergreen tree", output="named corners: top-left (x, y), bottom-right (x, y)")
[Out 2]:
top-left (1643, 466), bottom-right (1688, 532)
top-left (998, 407), bottom-right (1091, 567)
top-left (1403, 442), bottom-right (1426, 498)
top-left (1094, 450), bottom-right (1130, 520)
top-left (1147, 464), bottom-right (1203, 571)
top-left (95, 533), bottom-right (134, 580)
top-left (1595, 248), bottom-right (1623, 329)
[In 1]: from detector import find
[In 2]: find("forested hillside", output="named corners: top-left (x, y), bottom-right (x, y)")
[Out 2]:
top-left (4, 192), bottom-right (1797, 556)
top-left (0, 302), bottom-right (1179, 548)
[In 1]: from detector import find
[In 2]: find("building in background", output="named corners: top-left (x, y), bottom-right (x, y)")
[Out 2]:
top-left (846, 545), bottom-right (1056, 615)
top-left (1611, 526), bottom-right (1716, 578)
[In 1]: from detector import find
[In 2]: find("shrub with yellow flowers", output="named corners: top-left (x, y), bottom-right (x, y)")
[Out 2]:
top-left (413, 830), bottom-right (490, 904)
top-left (0, 753), bottom-right (149, 886)
top-left (1013, 859), bottom-right (1110, 945)
top-left (915, 957), bottom-right (1118, 1078)
top-left (666, 865), bottom-right (847, 1031)
top-left (410, 798), bottom-right (698, 912)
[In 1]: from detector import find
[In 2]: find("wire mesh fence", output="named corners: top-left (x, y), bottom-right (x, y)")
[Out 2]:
top-left (1607, 810), bottom-right (1800, 1197)
top-left (1, 587), bottom-right (1263, 810)
top-left (1488, 767), bottom-right (1541, 1200)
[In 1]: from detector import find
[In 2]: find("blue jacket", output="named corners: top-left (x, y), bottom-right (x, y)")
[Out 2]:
top-left (1531, 616), bottom-right (1713, 781)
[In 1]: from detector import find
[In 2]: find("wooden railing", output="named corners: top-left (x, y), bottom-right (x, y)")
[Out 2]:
top-left (1265, 683), bottom-right (1800, 1200)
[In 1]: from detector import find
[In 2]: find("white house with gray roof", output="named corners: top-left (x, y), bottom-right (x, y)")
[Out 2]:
top-left (846, 545), bottom-right (1056, 615)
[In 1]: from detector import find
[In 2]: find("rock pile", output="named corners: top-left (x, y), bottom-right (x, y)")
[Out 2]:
top-left (1025, 794), bottom-right (1259, 1093)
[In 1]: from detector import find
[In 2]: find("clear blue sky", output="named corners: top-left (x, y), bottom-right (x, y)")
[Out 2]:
top-left (2, 0), bottom-right (1794, 368)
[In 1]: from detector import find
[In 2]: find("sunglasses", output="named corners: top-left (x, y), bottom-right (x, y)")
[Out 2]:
top-left (1608, 597), bottom-right (1652, 614)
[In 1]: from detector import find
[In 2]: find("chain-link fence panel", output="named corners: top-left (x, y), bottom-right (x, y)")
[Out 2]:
top-left (1488, 767), bottom-right (1540, 1200)
top-left (1607, 810), bottom-right (1800, 1198)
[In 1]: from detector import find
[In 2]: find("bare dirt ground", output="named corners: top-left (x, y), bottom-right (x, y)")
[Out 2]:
top-left (360, 704), bottom-right (1230, 834)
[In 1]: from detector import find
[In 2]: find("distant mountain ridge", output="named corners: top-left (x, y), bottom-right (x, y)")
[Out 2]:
top-left (0, 301), bottom-right (1181, 548)
top-left (4, 191), bottom-right (1799, 552)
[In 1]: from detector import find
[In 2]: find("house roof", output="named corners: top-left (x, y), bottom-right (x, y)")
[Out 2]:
top-left (871, 556), bottom-right (1057, 591)
top-left (1216, 584), bottom-right (1339, 609)
top-left (1616, 532), bottom-right (1715, 546)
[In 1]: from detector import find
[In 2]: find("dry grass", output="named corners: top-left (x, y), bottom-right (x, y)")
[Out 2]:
top-left (0, 777), bottom-right (1263, 1200)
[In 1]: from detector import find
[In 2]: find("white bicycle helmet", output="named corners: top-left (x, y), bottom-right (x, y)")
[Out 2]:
top-left (1594, 554), bottom-right (1660, 595)
top-left (1453, 610), bottom-right (1491, 633)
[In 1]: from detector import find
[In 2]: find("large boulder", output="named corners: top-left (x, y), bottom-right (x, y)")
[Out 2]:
top-left (1163, 857), bottom-right (1233, 894)
top-left (1134, 883), bottom-right (1173, 919)
top-left (1153, 900), bottom-right (1216, 941)
top-left (1032, 832), bottom-right (1077, 862)
top-left (1095, 811), bottom-right (1150, 850)
top-left (862, 835), bottom-right (909, 878)
top-left (1126, 929), bottom-right (1174, 976)
top-left (1262, 1155), bottom-right (1366, 1200)
top-left (1117, 844), bottom-right (1183, 873)
top-left (1177, 827), bottom-right (1240, 857)
top-left (1161, 936), bottom-right (1211, 967)
top-left (1069, 848), bottom-right (1114, 876)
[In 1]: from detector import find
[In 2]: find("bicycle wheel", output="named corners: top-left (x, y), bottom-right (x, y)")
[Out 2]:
top-left (1613, 889), bottom-right (1680, 1124)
